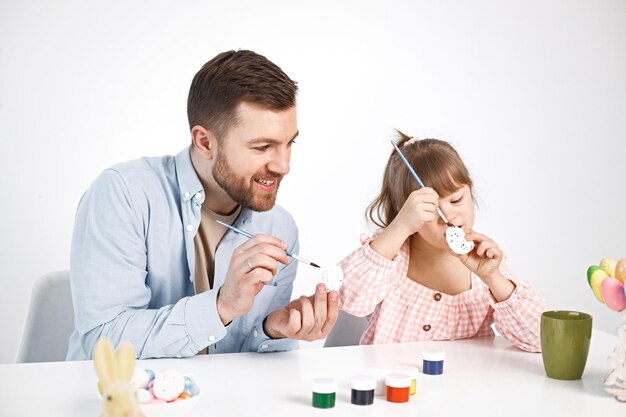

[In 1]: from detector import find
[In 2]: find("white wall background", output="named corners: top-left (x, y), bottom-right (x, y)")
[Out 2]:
top-left (1, 0), bottom-right (625, 363)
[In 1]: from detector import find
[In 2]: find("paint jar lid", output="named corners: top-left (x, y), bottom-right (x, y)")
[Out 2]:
top-left (351, 375), bottom-right (376, 391)
top-left (366, 366), bottom-right (391, 379)
top-left (422, 350), bottom-right (445, 361)
top-left (312, 378), bottom-right (338, 393)
top-left (385, 373), bottom-right (412, 388)
top-left (393, 365), bottom-right (419, 378)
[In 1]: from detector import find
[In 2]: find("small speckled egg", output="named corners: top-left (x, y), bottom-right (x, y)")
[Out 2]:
top-left (319, 266), bottom-right (344, 291)
top-left (152, 370), bottom-right (185, 401)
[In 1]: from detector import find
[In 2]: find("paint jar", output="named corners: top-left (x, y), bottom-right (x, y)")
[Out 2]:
top-left (366, 366), bottom-right (391, 396)
top-left (392, 365), bottom-right (419, 395)
top-left (311, 378), bottom-right (337, 409)
top-left (350, 375), bottom-right (376, 406)
top-left (422, 350), bottom-right (445, 375)
top-left (385, 373), bottom-right (411, 403)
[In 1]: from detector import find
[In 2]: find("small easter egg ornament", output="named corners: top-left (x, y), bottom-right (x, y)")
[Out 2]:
top-left (587, 265), bottom-right (601, 286)
top-left (599, 257), bottom-right (617, 277)
top-left (136, 388), bottom-right (153, 403)
top-left (319, 266), bottom-right (344, 291)
top-left (599, 277), bottom-right (626, 311)
top-left (152, 370), bottom-right (185, 401)
top-left (131, 367), bottom-right (151, 389)
top-left (590, 268), bottom-right (609, 303)
top-left (615, 259), bottom-right (626, 284)
top-left (184, 376), bottom-right (200, 396)
top-left (446, 226), bottom-right (474, 255)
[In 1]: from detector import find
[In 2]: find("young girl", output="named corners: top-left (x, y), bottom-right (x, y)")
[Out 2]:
top-left (338, 132), bottom-right (547, 352)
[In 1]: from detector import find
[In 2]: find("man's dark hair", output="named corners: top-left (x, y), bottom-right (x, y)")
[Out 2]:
top-left (187, 50), bottom-right (298, 139)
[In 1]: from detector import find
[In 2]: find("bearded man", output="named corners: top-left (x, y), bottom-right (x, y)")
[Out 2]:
top-left (67, 50), bottom-right (338, 360)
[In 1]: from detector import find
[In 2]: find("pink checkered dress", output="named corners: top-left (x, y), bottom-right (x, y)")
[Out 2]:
top-left (338, 234), bottom-right (547, 352)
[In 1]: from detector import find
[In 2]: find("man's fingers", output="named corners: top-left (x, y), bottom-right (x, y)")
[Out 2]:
top-left (245, 267), bottom-right (274, 286)
top-left (295, 296), bottom-right (315, 338)
top-left (233, 236), bottom-right (290, 268)
top-left (321, 291), bottom-right (339, 336)
top-left (312, 284), bottom-right (328, 328)
top-left (234, 234), bottom-right (288, 252)
top-left (244, 253), bottom-right (280, 276)
top-left (287, 308), bottom-right (301, 336)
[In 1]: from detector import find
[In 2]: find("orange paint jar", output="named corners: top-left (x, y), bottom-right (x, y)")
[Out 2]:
top-left (385, 373), bottom-right (411, 403)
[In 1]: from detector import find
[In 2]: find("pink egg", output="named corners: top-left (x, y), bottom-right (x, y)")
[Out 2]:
top-left (600, 277), bottom-right (626, 311)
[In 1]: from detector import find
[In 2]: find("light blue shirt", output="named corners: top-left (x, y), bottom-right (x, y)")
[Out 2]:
top-left (67, 146), bottom-right (299, 360)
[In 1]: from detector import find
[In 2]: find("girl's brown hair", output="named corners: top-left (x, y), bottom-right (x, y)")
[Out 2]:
top-left (366, 130), bottom-right (473, 228)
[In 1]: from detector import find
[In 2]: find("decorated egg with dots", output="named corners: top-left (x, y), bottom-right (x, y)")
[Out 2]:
top-left (599, 277), bottom-right (626, 312)
top-left (445, 226), bottom-right (474, 255)
top-left (152, 369), bottom-right (185, 401)
top-left (319, 266), bottom-right (344, 291)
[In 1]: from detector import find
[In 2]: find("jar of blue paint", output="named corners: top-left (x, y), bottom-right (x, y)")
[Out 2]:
top-left (422, 350), bottom-right (445, 375)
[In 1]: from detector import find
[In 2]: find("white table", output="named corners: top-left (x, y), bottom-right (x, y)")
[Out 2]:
top-left (0, 330), bottom-right (623, 416)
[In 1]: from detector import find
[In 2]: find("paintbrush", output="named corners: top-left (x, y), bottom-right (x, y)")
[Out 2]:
top-left (216, 220), bottom-right (321, 268)
top-left (390, 140), bottom-right (452, 226)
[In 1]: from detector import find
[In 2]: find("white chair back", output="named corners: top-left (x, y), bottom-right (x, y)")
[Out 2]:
top-left (16, 271), bottom-right (74, 363)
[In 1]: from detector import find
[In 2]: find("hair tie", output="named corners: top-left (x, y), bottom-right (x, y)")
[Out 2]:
top-left (403, 136), bottom-right (419, 147)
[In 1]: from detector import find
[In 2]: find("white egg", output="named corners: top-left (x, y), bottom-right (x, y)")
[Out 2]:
top-left (319, 266), bottom-right (344, 291)
top-left (136, 388), bottom-right (153, 403)
top-left (446, 226), bottom-right (474, 255)
top-left (131, 367), bottom-right (150, 389)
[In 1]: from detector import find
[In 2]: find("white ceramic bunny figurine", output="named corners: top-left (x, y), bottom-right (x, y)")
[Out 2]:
top-left (93, 338), bottom-right (145, 417)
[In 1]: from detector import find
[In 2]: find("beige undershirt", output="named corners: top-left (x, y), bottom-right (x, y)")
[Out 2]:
top-left (194, 204), bottom-right (241, 293)
top-left (194, 204), bottom-right (240, 354)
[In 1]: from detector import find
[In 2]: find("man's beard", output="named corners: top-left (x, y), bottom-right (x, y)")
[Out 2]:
top-left (212, 152), bottom-right (282, 212)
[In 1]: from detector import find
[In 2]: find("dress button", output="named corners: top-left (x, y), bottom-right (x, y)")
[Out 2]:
top-left (195, 192), bottom-right (202, 200)
top-left (434, 293), bottom-right (442, 301)
top-left (186, 224), bottom-right (194, 232)
top-left (183, 192), bottom-right (190, 198)
top-left (423, 324), bottom-right (432, 332)
top-left (208, 335), bottom-right (216, 342)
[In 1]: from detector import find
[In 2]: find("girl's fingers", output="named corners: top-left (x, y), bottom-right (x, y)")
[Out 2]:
top-left (485, 246), bottom-right (503, 260)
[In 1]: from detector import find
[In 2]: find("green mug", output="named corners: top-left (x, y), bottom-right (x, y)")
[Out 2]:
top-left (540, 310), bottom-right (592, 380)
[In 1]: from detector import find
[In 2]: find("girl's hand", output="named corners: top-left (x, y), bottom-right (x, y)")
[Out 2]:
top-left (451, 230), bottom-right (504, 282)
top-left (392, 188), bottom-right (439, 237)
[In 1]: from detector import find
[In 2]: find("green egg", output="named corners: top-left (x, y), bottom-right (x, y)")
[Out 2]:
top-left (587, 265), bottom-right (601, 286)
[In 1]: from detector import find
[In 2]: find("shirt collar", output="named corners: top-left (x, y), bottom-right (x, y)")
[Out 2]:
top-left (175, 146), bottom-right (204, 203)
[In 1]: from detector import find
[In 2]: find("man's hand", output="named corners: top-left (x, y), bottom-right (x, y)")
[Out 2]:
top-left (263, 283), bottom-right (339, 341)
top-left (217, 235), bottom-right (290, 325)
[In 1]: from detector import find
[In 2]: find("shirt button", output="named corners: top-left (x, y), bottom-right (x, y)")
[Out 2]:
top-left (423, 324), bottom-right (432, 332)
top-left (208, 335), bottom-right (216, 342)
top-left (184, 192), bottom-right (190, 198)
top-left (434, 293), bottom-right (442, 301)
top-left (261, 344), bottom-right (269, 350)
top-left (253, 329), bottom-right (258, 338)
top-left (186, 224), bottom-right (194, 232)
top-left (195, 192), bottom-right (202, 200)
